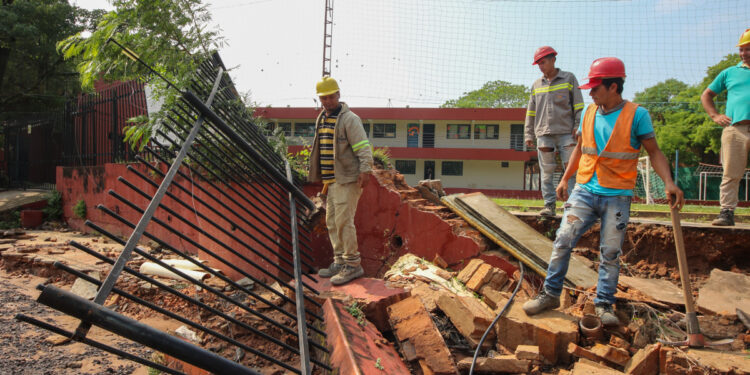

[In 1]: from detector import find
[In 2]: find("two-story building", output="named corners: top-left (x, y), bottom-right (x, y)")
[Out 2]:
top-left (254, 107), bottom-right (543, 197)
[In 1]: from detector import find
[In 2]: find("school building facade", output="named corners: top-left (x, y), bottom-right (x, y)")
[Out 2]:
top-left (254, 107), bottom-right (543, 197)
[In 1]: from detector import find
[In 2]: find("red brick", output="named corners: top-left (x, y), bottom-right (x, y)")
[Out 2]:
top-left (324, 299), bottom-right (410, 375)
top-left (486, 268), bottom-right (509, 290)
top-left (457, 355), bottom-right (531, 373)
top-left (590, 343), bottom-right (631, 367)
top-left (571, 358), bottom-right (626, 374)
top-left (609, 335), bottom-right (631, 351)
top-left (478, 285), bottom-right (508, 310)
top-left (624, 343), bottom-right (660, 375)
top-left (514, 345), bottom-right (541, 361)
top-left (497, 303), bottom-right (579, 364)
top-left (568, 343), bottom-right (604, 364)
top-left (388, 297), bottom-right (457, 374)
top-left (432, 254), bottom-right (448, 269)
top-left (466, 263), bottom-right (494, 291)
top-left (436, 293), bottom-right (495, 348)
top-left (457, 258), bottom-right (485, 284)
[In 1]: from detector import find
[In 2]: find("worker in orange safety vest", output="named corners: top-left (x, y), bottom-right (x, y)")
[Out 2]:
top-left (523, 57), bottom-right (685, 326)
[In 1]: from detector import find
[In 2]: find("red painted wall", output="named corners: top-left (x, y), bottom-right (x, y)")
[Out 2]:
top-left (59, 165), bottom-right (487, 282)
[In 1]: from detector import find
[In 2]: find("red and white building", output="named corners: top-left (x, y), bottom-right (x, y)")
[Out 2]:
top-left (254, 107), bottom-right (542, 197)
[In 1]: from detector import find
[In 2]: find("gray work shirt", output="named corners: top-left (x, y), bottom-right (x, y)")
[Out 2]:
top-left (524, 69), bottom-right (585, 142)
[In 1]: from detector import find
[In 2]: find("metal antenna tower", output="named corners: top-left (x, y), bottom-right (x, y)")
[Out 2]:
top-left (322, 0), bottom-right (334, 77)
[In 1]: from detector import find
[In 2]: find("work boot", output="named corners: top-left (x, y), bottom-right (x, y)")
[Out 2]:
top-left (330, 264), bottom-right (364, 285)
top-left (595, 303), bottom-right (620, 326)
top-left (539, 202), bottom-right (556, 217)
top-left (317, 262), bottom-right (344, 278)
top-left (711, 209), bottom-right (735, 226)
top-left (522, 290), bottom-right (560, 315)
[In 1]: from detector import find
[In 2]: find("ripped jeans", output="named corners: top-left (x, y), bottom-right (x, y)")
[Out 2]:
top-left (543, 185), bottom-right (631, 305)
top-left (537, 134), bottom-right (577, 205)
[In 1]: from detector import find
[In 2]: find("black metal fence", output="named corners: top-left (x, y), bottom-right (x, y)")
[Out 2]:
top-left (1, 80), bottom-right (148, 189)
top-left (16, 53), bottom-right (328, 374)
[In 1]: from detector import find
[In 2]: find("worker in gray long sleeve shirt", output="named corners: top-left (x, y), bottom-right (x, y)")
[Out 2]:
top-left (524, 46), bottom-right (585, 216)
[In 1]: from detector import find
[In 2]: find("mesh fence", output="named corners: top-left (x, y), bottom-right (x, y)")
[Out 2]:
top-left (323, 0), bottom-right (748, 107)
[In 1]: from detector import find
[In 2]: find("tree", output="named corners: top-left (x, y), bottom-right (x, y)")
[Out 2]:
top-left (442, 80), bottom-right (531, 108)
top-left (57, 0), bottom-right (224, 148)
top-left (633, 54), bottom-right (740, 166)
top-left (0, 0), bottom-right (103, 114)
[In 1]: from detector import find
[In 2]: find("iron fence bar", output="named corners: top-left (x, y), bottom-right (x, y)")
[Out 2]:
top-left (15, 314), bottom-right (185, 375)
top-left (183, 91), bottom-right (315, 212)
top-left (36, 284), bottom-right (261, 375)
top-left (143, 140), bottom-right (317, 265)
top-left (152, 121), bottom-right (314, 251)
top-left (287, 161), bottom-right (312, 375)
top-left (71, 66), bottom-right (225, 340)
top-left (102, 186), bottom-right (325, 317)
top-left (51, 261), bottom-right (308, 373)
top-left (130, 157), bottom-right (318, 276)
top-left (68, 236), bottom-right (330, 365)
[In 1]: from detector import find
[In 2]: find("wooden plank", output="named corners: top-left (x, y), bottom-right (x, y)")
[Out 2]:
top-left (445, 192), bottom-right (598, 289)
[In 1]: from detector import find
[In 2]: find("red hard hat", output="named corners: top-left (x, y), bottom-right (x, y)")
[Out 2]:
top-left (579, 57), bottom-right (626, 89)
top-left (532, 46), bottom-right (557, 65)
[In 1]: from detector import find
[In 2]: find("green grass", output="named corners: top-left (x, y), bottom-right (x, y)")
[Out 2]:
top-left (491, 198), bottom-right (750, 215)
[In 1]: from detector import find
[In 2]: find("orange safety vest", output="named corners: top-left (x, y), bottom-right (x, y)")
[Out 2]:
top-left (576, 102), bottom-right (641, 190)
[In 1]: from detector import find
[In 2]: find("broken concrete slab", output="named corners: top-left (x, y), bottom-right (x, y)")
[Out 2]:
top-left (623, 343), bottom-right (659, 375)
top-left (457, 355), bottom-right (530, 373)
top-left (697, 268), bottom-right (750, 317)
top-left (498, 302), bottom-right (579, 365)
top-left (387, 296), bottom-right (457, 374)
top-left (70, 271), bottom-right (100, 300)
top-left (619, 275), bottom-right (684, 306)
top-left (324, 298), bottom-right (410, 375)
top-left (408, 281), bottom-right (444, 312)
top-left (680, 348), bottom-right (750, 374)
top-left (436, 293), bottom-right (495, 348)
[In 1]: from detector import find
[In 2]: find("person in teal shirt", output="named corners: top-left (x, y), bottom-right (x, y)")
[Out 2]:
top-left (701, 28), bottom-right (750, 226)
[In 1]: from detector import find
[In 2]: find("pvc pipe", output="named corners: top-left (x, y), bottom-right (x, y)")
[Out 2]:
top-left (139, 261), bottom-right (210, 281)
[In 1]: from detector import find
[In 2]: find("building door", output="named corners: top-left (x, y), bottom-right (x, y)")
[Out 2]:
top-left (407, 123), bottom-right (419, 147)
top-left (422, 124), bottom-right (435, 148)
top-left (424, 160), bottom-right (435, 180)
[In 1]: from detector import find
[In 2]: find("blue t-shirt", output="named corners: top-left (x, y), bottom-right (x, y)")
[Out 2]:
top-left (707, 62), bottom-right (750, 125)
top-left (577, 103), bottom-right (655, 196)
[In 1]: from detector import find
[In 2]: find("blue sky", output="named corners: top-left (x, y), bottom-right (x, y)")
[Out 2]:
top-left (74, 0), bottom-right (748, 108)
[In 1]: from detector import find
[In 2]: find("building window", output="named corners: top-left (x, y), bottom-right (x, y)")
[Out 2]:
top-left (501, 161), bottom-right (509, 168)
top-left (447, 124), bottom-right (471, 139)
top-left (474, 124), bottom-right (499, 140)
top-left (441, 161), bottom-right (463, 176)
top-left (510, 124), bottom-right (525, 150)
top-left (373, 123), bottom-right (396, 138)
top-left (294, 122), bottom-right (315, 137)
top-left (278, 122), bottom-right (292, 137)
top-left (363, 123), bottom-right (370, 136)
top-left (395, 160), bottom-right (416, 175)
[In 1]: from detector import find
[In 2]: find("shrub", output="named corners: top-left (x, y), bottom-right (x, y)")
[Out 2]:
top-left (43, 191), bottom-right (63, 221)
top-left (73, 199), bottom-right (87, 219)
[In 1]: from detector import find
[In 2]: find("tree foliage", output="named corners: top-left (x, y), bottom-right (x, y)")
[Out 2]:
top-left (0, 0), bottom-right (103, 113)
top-left (633, 54), bottom-right (740, 166)
top-left (57, 0), bottom-right (225, 149)
top-left (442, 80), bottom-right (531, 108)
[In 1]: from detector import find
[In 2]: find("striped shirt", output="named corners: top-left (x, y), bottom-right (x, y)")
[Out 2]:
top-left (319, 108), bottom-right (339, 183)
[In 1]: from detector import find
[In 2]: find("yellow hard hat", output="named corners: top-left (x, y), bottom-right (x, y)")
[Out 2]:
top-left (316, 76), bottom-right (340, 96)
top-left (738, 28), bottom-right (750, 47)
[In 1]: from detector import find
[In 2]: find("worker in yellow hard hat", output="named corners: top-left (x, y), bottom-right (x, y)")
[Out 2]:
top-left (700, 28), bottom-right (750, 226)
top-left (309, 76), bottom-right (373, 285)
top-left (525, 46), bottom-right (585, 217)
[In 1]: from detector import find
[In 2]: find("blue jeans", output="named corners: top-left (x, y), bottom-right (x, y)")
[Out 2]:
top-left (543, 185), bottom-right (631, 305)
top-left (537, 134), bottom-right (577, 205)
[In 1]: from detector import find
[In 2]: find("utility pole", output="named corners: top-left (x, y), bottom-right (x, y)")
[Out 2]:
top-left (322, 0), bottom-right (334, 77)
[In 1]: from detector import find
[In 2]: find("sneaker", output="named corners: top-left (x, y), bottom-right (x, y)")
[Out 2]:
top-left (595, 303), bottom-right (620, 327)
top-left (318, 262), bottom-right (344, 278)
top-left (522, 290), bottom-right (560, 315)
top-left (539, 202), bottom-right (556, 217)
top-left (711, 209), bottom-right (735, 226)
top-left (330, 264), bottom-right (364, 285)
